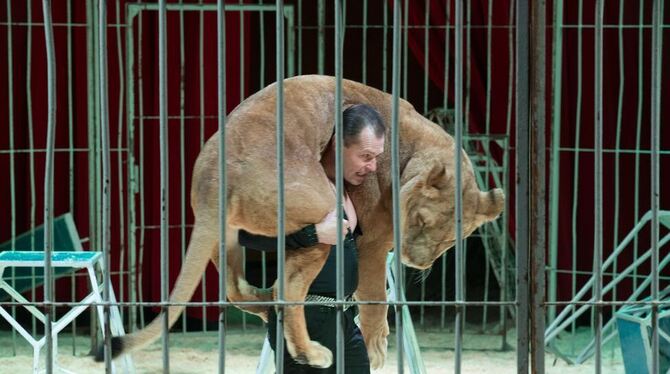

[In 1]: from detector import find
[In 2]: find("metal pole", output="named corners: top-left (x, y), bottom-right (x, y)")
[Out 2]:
top-left (28, 0), bottom-right (39, 339)
top-left (41, 0), bottom-right (56, 372)
top-left (383, 0), bottom-right (388, 93)
top-left (593, 0), bottom-right (604, 372)
top-left (502, 0), bottom-right (515, 350)
top-left (114, 0), bottom-right (126, 329)
top-left (67, 0), bottom-right (77, 352)
top-left (86, 0), bottom-right (99, 344)
top-left (6, 0), bottom-right (18, 354)
top-left (530, 0), bottom-right (546, 372)
top-left (158, 1), bottom-right (170, 372)
top-left (422, 0), bottom-right (430, 117)
top-left (199, 0), bottom-right (208, 331)
top-left (125, 0), bottom-right (137, 334)
top-left (317, 0), bottom-right (325, 75)
top-left (547, 0), bottom-right (564, 327)
top-left (217, 1), bottom-right (228, 373)
top-left (275, 1), bottom-right (286, 371)
top-left (334, 0), bottom-right (345, 372)
top-left (97, 0), bottom-right (113, 372)
top-left (515, 0), bottom-right (530, 372)
top-left (179, 0), bottom-right (188, 335)
top-left (650, 1), bottom-right (664, 373)
top-left (454, 0), bottom-right (464, 371)
top-left (402, 0), bottom-right (408, 99)
top-left (441, 0), bottom-right (452, 330)
top-left (391, 1), bottom-right (404, 373)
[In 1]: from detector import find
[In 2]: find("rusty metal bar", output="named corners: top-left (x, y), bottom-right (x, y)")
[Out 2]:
top-left (530, 1), bottom-right (546, 373)
top-left (515, 0), bottom-right (530, 372)
top-left (217, 1), bottom-right (228, 372)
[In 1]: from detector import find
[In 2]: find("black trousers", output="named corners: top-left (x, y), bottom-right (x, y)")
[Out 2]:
top-left (267, 306), bottom-right (370, 374)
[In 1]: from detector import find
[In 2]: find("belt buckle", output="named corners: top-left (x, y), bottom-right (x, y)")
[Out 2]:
top-left (305, 294), bottom-right (353, 310)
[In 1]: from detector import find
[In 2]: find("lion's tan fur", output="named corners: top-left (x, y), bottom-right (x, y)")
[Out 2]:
top-left (114, 76), bottom-right (504, 369)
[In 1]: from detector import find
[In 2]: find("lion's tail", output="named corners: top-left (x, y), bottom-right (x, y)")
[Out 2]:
top-left (94, 224), bottom-right (216, 361)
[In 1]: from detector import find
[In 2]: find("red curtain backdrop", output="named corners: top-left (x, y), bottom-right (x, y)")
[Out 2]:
top-left (0, 0), bottom-right (251, 321)
top-left (0, 0), bottom-right (669, 323)
top-left (403, 0), bottom-right (670, 303)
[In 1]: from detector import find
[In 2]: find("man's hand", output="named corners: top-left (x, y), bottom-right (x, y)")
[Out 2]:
top-left (314, 208), bottom-right (349, 245)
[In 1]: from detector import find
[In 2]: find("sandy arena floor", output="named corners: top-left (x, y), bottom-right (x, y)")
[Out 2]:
top-left (0, 325), bottom-right (625, 373)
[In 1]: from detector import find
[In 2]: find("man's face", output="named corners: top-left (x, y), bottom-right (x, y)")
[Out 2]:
top-left (342, 126), bottom-right (385, 185)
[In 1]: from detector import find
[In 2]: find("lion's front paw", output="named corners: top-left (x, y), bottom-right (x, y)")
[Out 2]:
top-left (292, 340), bottom-right (333, 368)
top-left (366, 332), bottom-right (388, 369)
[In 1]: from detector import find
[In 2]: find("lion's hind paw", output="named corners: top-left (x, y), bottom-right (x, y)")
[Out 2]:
top-left (367, 334), bottom-right (388, 370)
top-left (293, 340), bottom-right (333, 368)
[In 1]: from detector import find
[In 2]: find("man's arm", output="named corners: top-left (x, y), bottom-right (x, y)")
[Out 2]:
top-left (238, 224), bottom-right (319, 251)
top-left (238, 207), bottom-right (348, 251)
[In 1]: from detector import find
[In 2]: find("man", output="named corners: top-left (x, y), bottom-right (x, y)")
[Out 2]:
top-left (239, 103), bottom-right (385, 373)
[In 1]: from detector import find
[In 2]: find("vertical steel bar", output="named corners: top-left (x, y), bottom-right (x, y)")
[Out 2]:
top-left (610, 0), bottom-right (626, 345)
top-left (137, 5), bottom-right (147, 330)
top-left (297, 0), bottom-right (302, 75)
top-left (402, 0), bottom-right (408, 99)
top-left (441, 0), bottom-right (451, 114)
top-left (286, 7), bottom-right (295, 77)
top-left (6, 0), bottom-right (15, 249)
top-left (632, 0), bottom-right (645, 294)
top-left (362, 0), bottom-right (368, 84)
top-left (258, 0), bottom-right (266, 88)
top-left (198, 0), bottom-right (208, 332)
top-left (125, 5), bottom-right (138, 334)
top-left (593, 1), bottom-right (604, 372)
top-left (650, 1), bottom-right (664, 373)
top-left (464, 0), bottom-right (471, 140)
top-left (530, 0), bottom-right (546, 372)
top-left (502, 0), bottom-right (515, 350)
top-left (570, 1), bottom-right (584, 351)
top-left (453, 0), bottom-right (464, 371)
top-left (239, 0), bottom-right (249, 333)
top-left (217, 2), bottom-right (228, 372)
top-left (334, 2), bottom-right (345, 371)
top-left (515, 0), bottom-right (530, 372)
top-left (158, 1), bottom-right (170, 371)
top-left (482, 0), bottom-right (493, 332)
top-left (485, 0), bottom-right (492, 137)
top-left (66, 0), bottom-right (78, 353)
top-left (179, 0), bottom-right (188, 335)
top-left (27, 0), bottom-right (38, 337)
top-left (98, 1), bottom-right (113, 371)
top-left (5, 0), bottom-right (18, 354)
top-left (441, 0), bottom-right (452, 330)
top-left (42, 1), bottom-right (56, 372)
top-left (422, 0), bottom-right (430, 115)
top-left (391, 1), bottom-right (404, 372)
top-left (86, 0), bottom-right (99, 342)
top-left (317, 0), bottom-right (325, 75)
top-left (275, 1), bottom-right (287, 371)
top-left (547, 0), bottom-right (564, 326)
top-left (239, 3), bottom-right (245, 101)
top-left (383, 0), bottom-right (388, 92)
top-left (114, 0), bottom-right (126, 327)
top-left (257, 0), bottom-right (267, 298)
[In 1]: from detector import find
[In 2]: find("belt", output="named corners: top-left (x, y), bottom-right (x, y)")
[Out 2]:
top-left (305, 294), bottom-right (354, 311)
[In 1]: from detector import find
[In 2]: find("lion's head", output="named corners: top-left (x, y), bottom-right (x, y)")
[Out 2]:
top-left (399, 157), bottom-right (505, 270)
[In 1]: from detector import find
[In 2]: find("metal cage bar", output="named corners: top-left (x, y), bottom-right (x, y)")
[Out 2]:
top-left (41, 0), bottom-right (57, 372)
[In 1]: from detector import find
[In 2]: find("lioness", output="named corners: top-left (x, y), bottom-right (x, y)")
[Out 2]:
top-left (99, 75), bottom-right (504, 369)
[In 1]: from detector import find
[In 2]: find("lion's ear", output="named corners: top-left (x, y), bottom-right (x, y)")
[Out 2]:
top-left (425, 164), bottom-right (449, 190)
top-left (477, 188), bottom-right (505, 221)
